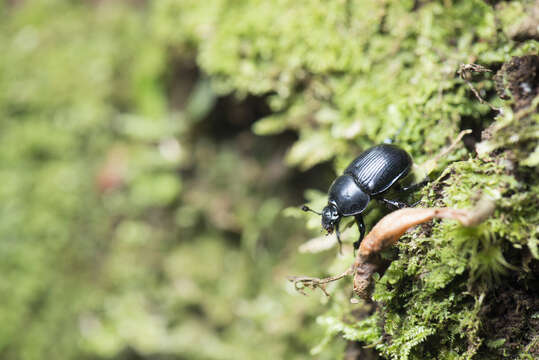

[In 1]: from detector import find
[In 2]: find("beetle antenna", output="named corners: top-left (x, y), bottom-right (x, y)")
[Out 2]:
top-left (301, 205), bottom-right (322, 216)
top-left (383, 122), bottom-right (406, 144)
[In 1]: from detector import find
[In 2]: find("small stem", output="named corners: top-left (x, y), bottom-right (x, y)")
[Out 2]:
top-left (458, 63), bottom-right (502, 113)
top-left (287, 267), bottom-right (354, 296)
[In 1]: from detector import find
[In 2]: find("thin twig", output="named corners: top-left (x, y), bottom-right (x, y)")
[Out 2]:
top-left (458, 63), bottom-right (502, 113)
top-left (287, 267), bottom-right (354, 296)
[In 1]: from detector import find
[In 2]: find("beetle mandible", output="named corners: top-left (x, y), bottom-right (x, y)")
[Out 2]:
top-left (302, 144), bottom-right (427, 253)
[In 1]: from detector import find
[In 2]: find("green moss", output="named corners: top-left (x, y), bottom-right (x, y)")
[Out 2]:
top-left (2, 0), bottom-right (537, 359)
top-left (154, 0), bottom-right (512, 167)
top-left (369, 156), bottom-right (536, 358)
top-left (149, 0), bottom-right (539, 358)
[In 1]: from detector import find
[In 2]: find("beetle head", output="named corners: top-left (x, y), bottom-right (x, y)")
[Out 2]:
top-left (321, 204), bottom-right (340, 234)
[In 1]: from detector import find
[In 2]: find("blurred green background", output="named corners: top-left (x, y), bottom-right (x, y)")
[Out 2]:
top-left (0, 1), bottom-right (339, 359)
top-left (1, 1), bottom-right (537, 359)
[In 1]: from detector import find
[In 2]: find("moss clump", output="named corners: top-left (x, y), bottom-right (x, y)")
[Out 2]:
top-left (372, 157), bottom-right (537, 359)
top-left (154, 0), bottom-right (509, 168)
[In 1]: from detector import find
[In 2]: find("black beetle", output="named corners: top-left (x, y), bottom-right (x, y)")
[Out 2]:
top-left (302, 144), bottom-right (427, 253)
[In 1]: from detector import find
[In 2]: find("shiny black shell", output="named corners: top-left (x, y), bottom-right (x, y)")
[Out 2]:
top-left (344, 144), bottom-right (411, 195)
top-left (328, 175), bottom-right (370, 216)
top-left (328, 144), bottom-right (412, 216)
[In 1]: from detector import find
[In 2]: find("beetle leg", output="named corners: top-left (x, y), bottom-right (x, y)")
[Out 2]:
top-left (353, 215), bottom-right (366, 254)
top-left (400, 177), bottom-right (429, 193)
top-left (335, 220), bottom-right (343, 255)
top-left (410, 198), bottom-right (425, 207)
top-left (379, 198), bottom-right (409, 210)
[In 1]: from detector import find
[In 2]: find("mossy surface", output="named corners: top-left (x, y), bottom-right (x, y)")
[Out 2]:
top-left (150, 0), bottom-right (539, 358)
top-left (1, 0), bottom-right (538, 359)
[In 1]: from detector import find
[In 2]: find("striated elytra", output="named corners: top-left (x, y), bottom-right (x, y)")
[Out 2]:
top-left (302, 144), bottom-right (427, 253)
